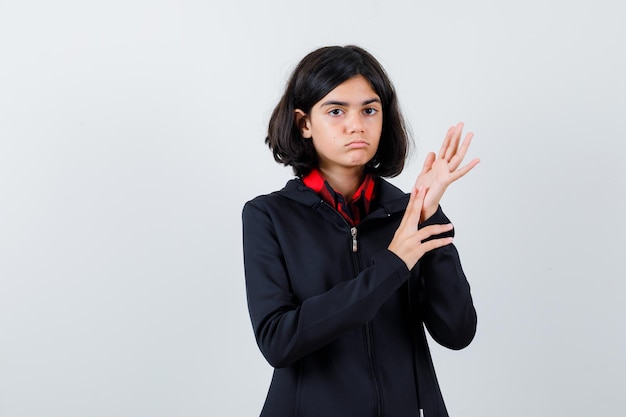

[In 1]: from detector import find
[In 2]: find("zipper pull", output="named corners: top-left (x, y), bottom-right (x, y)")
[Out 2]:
top-left (351, 227), bottom-right (358, 252)
top-left (419, 409), bottom-right (424, 417)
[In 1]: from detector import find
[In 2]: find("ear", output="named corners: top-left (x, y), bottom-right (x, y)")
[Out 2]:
top-left (294, 109), bottom-right (312, 138)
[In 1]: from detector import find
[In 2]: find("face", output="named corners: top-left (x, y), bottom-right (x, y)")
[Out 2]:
top-left (296, 75), bottom-right (382, 176)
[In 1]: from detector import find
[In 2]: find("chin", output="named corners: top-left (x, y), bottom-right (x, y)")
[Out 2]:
top-left (351, 156), bottom-right (375, 167)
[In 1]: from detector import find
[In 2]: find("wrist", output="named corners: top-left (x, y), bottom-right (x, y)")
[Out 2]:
top-left (420, 206), bottom-right (438, 223)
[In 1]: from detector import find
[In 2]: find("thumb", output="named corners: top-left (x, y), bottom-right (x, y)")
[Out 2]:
top-left (420, 152), bottom-right (436, 175)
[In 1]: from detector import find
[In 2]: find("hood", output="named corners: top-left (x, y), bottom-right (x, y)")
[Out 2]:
top-left (277, 177), bottom-right (410, 217)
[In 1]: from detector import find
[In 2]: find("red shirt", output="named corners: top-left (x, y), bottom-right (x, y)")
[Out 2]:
top-left (302, 169), bottom-right (376, 226)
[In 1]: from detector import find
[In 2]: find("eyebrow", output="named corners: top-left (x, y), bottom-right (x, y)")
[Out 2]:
top-left (320, 98), bottom-right (381, 107)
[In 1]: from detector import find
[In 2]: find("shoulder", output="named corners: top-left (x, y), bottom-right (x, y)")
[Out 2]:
top-left (244, 190), bottom-right (283, 211)
top-left (377, 178), bottom-right (407, 199)
top-left (376, 178), bottom-right (410, 214)
top-left (243, 178), bottom-right (320, 217)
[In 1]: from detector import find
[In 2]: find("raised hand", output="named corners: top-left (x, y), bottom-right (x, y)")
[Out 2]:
top-left (414, 122), bottom-right (480, 222)
top-left (388, 186), bottom-right (454, 270)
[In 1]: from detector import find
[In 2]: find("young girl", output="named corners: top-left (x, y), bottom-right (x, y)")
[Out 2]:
top-left (242, 45), bottom-right (479, 417)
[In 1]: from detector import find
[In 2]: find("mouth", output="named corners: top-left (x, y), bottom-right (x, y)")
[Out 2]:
top-left (345, 140), bottom-right (369, 148)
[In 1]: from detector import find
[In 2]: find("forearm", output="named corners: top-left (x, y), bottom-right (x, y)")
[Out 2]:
top-left (247, 249), bottom-right (409, 367)
top-left (416, 208), bottom-right (477, 349)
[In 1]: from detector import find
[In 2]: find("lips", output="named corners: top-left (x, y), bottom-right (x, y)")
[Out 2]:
top-left (346, 140), bottom-right (369, 148)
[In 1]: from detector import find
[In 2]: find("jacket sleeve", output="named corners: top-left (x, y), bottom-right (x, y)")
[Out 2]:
top-left (242, 200), bottom-right (410, 368)
top-left (415, 206), bottom-right (477, 350)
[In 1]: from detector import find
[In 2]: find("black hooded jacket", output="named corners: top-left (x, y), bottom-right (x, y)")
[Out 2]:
top-left (242, 178), bottom-right (477, 417)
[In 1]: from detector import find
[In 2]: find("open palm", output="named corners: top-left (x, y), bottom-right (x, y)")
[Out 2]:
top-left (414, 122), bottom-right (480, 222)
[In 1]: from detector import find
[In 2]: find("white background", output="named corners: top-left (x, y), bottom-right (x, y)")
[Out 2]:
top-left (1, 1), bottom-right (625, 416)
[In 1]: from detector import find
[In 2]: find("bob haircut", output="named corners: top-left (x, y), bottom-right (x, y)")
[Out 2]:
top-left (266, 45), bottom-right (411, 178)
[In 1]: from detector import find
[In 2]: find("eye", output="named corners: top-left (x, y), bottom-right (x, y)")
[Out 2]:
top-left (328, 108), bottom-right (344, 116)
top-left (363, 108), bottom-right (379, 116)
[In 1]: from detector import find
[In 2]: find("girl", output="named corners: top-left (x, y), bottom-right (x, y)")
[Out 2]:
top-left (242, 45), bottom-right (479, 417)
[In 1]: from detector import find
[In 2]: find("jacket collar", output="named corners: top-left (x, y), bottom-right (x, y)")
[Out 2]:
top-left (278, 177), bottom-right (409, 217)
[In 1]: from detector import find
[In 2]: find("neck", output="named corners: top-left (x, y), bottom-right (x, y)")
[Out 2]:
top-left (318, 166), bottom-right (365, 201)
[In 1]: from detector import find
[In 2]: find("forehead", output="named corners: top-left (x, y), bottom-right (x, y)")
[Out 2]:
top-left (318, 75), bottom-right (379, 105)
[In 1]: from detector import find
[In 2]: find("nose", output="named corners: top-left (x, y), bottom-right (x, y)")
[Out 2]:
top-left (346, 112), bottom-right (364, 134)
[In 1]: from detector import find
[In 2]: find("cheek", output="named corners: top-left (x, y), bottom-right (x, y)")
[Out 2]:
top-left (312, 120), bottom-right (340, 139)
top-left (371, 133), bottom-right (382, 152)
top-left (372, 125), bottom-right (383, 143)
top-left (368, 118), bottom-right (383, 134)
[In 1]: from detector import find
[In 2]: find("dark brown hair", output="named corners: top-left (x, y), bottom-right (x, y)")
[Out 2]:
top-left (266, 45), bottom-right (411, 177)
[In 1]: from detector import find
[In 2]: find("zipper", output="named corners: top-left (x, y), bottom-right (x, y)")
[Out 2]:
top-left (409, 267), bottom-right (424, 416)
top-left (319, 200), bottom-right (385, 416)
top-left (364, 323), bottom-right (383, 417)
top-left (349, 225), bottom-right (383, 417)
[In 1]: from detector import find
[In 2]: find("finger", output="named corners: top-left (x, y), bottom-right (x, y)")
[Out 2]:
top-left (448, 131), bottom-right (474, 170)
top-left (399, 186), bottom-right (424, 230)
top-left (417, 222), bottom-right (454, 242)
top-left (418, 152), bottom-right (436, 177)
top-left (418, 236), bottom-right (454, 255)
top-left (407, 186), bottom-right (427, 230)
top-left (437, 126), bottom-right (455, 159)
top-left (449, 157), bottom-right (481, 182)
top-left (444, 122), bottom-right (464, 161)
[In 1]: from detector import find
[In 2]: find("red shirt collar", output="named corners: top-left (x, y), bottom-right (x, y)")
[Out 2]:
top-left (302, 168), bottom-right (376, 226)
